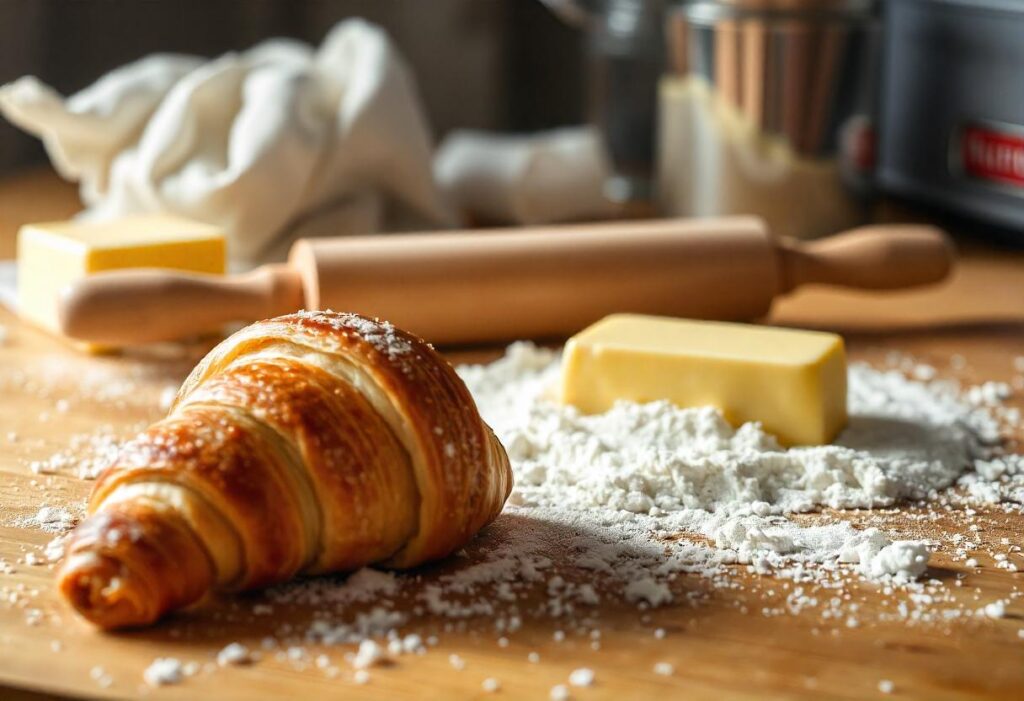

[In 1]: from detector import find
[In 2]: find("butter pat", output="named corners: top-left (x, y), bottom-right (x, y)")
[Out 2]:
top-left (17, 215), bottom-right (225, 338)
top-left (561, 314), bottom-right (847, 445)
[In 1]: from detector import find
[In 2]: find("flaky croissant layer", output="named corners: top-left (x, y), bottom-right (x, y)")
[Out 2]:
top-left (58, 311), bottom-right (512, 629)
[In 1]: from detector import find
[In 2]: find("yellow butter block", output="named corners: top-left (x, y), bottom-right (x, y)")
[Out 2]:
top-left (17, 214), bottom-right (225, 342)
top-left (561, 314), bottom-right (847, 445)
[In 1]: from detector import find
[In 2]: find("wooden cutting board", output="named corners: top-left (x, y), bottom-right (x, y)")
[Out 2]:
top-left (0, 173), bottom-right (1023, 700)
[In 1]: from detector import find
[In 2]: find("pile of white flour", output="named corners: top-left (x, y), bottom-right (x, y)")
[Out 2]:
top-left (457, 343), bottom-right (1008, 585)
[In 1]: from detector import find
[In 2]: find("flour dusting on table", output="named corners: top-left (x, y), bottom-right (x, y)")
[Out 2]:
top-left (459, 343), bottom-right (1010, 584)
top-left (5, 342), bottom-right (1023, 691)
top-left (14, 505), bottom-right (78, 534)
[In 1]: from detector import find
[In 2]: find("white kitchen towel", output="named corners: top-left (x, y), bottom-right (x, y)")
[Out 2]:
top-left (0, 19), bottom-right (453, 265)
top-left (434, 126), bottom-right (615, 226)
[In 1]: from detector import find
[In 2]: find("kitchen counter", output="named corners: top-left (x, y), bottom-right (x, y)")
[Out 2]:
top-left (0, 169), bottom-right (1023, 700)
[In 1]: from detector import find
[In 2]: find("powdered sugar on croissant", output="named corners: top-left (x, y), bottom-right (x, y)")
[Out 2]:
top-left (58, 311), bottom-right (512, 628)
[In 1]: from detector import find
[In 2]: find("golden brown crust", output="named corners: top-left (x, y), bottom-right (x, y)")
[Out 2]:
top-left (59, 502), bottom-right (214, 629)
top-left (184, 357), bottom-right (419, 572)
top-left (58, 311), bottom-right (512, 628)
top-left (91, 407), bottom-right (310, 588)
top-left (176, 311), bottom-right (513, 567)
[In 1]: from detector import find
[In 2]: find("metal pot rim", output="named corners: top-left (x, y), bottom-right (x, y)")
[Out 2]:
top-left (676, 0), bottom-right (876, 21)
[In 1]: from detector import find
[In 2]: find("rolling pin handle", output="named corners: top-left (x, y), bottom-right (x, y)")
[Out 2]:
top-left (776, 225), bottom-right (955, 294)
top-left (58, 264), bottom-right (306, 345)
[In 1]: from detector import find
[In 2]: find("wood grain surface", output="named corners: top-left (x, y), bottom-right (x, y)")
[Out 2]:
top-left (0, 171), bottom-right (1022, 700)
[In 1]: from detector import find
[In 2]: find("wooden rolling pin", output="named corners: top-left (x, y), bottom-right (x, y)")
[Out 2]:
top-left (58, 217), bottom-right (954, 346)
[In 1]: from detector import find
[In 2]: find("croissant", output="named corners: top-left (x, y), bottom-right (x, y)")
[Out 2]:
top-left (57, 311), bottom-right (512, 629)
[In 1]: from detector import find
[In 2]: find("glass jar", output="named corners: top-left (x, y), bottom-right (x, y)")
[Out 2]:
top-left (658, 0), bottom-right (879, 238)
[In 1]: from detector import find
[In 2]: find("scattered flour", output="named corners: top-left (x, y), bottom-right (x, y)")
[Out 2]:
top-left (624, 578), bottom-right (673, 606)
top-left (294, 311), bottom-right (413, 359)
top-left (457, 343), bottom-right (1006, 584)
top-left (14, 341), bottom-right (1022, 691)
top-left (28, 430), bottom-right (121, 480)
top-left (208, 342), bottom-right (1019, 688)
top-left (43, 535), bottom-right (68, 563)
top-left (217, 643), bottom-right (253, 666)
top-left (837, 530), bottom-right (930, 583)
top-left (89, 665), bottom-right (112, 688)
top-left (351, 639), bottom-right (386, 669)
top-left (568, 667), bottom-right (595, 687)
top-left (550, 683), bottom-right (571, 701)
top-left (983, 600), bottom-right (1007, 619)
top-left (143, 657), bottom-right (183, 686)
top-left (15, 506), bottom-right (77, 533)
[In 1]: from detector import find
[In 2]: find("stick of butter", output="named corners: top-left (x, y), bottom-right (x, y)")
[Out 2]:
top-left (560, 314), bottom-right (847, 445)
top-left (17, 215), bottom-right (225, 345)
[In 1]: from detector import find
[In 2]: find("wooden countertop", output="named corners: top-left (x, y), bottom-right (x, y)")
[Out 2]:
top-left (1, 170), bottom-right (1023, 700)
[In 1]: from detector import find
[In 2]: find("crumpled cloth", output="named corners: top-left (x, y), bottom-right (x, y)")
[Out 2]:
top-left (0, 19), bottom-right (453, 264)
top-left (435, 127), bottom-right (615, 226)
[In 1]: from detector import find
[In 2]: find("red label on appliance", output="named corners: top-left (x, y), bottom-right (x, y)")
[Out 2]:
top-left (961, 125), bottom-right (1024, 189)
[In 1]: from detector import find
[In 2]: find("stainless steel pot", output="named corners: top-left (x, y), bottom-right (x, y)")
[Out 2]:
top-left (659, 0), bottom-right (879, 239)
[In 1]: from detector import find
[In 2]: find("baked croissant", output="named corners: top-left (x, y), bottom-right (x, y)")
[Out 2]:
top-left (57, 311), bottom-right (512, 629)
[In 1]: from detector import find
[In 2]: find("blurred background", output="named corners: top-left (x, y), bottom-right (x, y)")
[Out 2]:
top-left (0, 0), bottom-right (584, 172)
top-left (1, 0), bottom-right (1023, 248)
